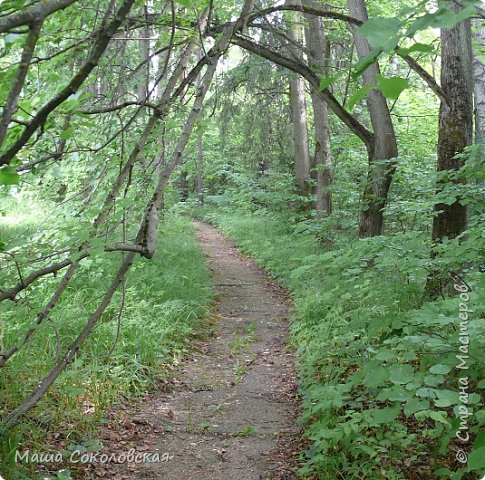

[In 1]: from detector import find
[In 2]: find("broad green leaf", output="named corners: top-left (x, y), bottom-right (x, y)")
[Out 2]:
top-left (363, 365), bottom-right (388, 388)
top-left (60, 126), bottom-right (75, 141)
top-left (0, 165), bottom-right (19, 185)
top-left (348, 84), bottom-right (375, 110)
top-left (468, 446), bottom-right (485, 470)
top-left (407, 6), bottom-right (476, 37)
top-left (370, 404), bottom-right (400, 424)
top-left (429, 364), bottom-right (452, 375)
top-left (397, 43), bottom-right (435, 57)
top-left (473, 431), bottom-right (485, 450)
top-left (434, 389), bottom-right (460, 407)
top-left (376, 75), bottom-right (410, 101)
top-left (389, 364), bottom-right (415, 385)
top-left (404, 399), bottom-right (429, 417)
top-left (358, 17), bottom-right (402, 51)
top-left (352, 48), bottom-right (382, 79)
top-left (377, 385), bottom-right (411, 402)
top-left (319, 76), bottom-right (336, 91)
top-left (429, 410), bottom-right (450, 425)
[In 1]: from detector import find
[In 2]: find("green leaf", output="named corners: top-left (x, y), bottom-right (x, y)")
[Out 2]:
top-left (434, 389), bottom-right (460, 407)
top-left (370, 404), bottom-right (400, 424)
top-left (429, 364), bottom-right (452, 375)
top-left (348, 84), bottom-right (375, 110)
top-left (363, 365), bottom-right (388, 388)
top-left (377, 385), bottom-right (411, 402)
top-left (429, 410), bottom-right (450, 425)
top-left (468, 446), bottom-right (485, 471)
top-left (389, 364), bottom-right (415, 385)
top-left (352, 48), bottom-right (382, 79)
top-left (319, 76), bottom-right (336, 91)
top-left (424, 374), bottom-right (445, 387)
top-left (376, 75), bottom-right (410, 101)
top-left (358, 17), bottom-right (402, 51)
top-left (397, 43), bottom-right (435, 57)
top-left (404, 399), bottom-right (429, 417)
top-left (472, 431), bottom-right (485, 450)
top-left (0, 165), bottom-right (20, 185)
top-left (60, 126), bottom-right (75, 141)
top-left (407, 6), bottom-right (476, 37)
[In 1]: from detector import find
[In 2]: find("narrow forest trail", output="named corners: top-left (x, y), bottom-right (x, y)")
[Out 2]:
top-left (93, 221), bottom-right (300, 480)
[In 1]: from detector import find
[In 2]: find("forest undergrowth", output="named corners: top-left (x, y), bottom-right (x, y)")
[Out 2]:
top-left (197, 191), bottom-right (485, 480)
top-left (0, 198), bottom-right (212, 479)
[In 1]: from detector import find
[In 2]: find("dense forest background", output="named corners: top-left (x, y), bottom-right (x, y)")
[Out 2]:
top-left (0, 0), bottom-right (484, 479)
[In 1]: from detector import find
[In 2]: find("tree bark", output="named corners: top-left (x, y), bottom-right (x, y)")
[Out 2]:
top-left (348, 0), bottom-right (398, 238)
top-left (433, 15), bottom-right (474, 242)
top-left (304, 2), bottom-right (332, 216)
top-left (473, 17), bottom-right (485, 148)
top-left (196, 131), bottom-right (204, 205)
top-left (179, 170), bottom-right (189, 201)
top-left (286, 0), bottom-right (311, 196)
top-left (425, 7), bottom-right (474, 298)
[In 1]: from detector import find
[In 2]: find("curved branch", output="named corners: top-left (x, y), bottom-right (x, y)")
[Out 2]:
top-left (0, 0), bottom-right (79, 33)
top-left (232, 35), bottom-right (374, 150)
top-left (399, 53), bottom-right (448, 104)
top-left (248, 2), bottom-right (363, 27)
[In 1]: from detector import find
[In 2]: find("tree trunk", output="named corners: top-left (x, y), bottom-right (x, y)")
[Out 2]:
top-left (304, 2), bottom-right (332, 217)
top-left (473, 18), bottom-right (485, 148)
top-left (137, 6), bottom-right (150, 105)
top-left (179, 170), bottom-right (189, 202)
top-left (196, 130), bottom-right (204, 205)
top-left (286, 0), bottom-right (311, 196)
top-left (432, 14), bottom-right (473, 242)
top-left (348, 0), bottom-right (398, 238)
top-left (426, 8), bottom-right (474, 298)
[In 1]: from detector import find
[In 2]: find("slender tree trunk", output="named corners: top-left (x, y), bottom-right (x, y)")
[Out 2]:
top-left (348, 0), bottom-right (398, 238)
top-left (138, 6), bottom-right (150, 104)
top-left (196, 131), bottom-right (204, 205)
top-left (179, 170), bottom-right (189, 202)
top-left (286, 0), bottom-right (311, 196)
top-left (473, 17), bottom-right (485, 148)
top-left (304, 2), bottom-right (332, 216)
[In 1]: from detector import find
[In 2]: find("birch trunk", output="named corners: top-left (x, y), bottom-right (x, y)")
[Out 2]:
top-left (286, 0), bottom-right (311, 196)
top-left (304, 3), bottom-right (332, 216)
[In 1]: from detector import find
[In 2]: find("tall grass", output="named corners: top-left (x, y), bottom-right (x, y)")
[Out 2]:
top-left (0, 209), bottom-right (212, 479)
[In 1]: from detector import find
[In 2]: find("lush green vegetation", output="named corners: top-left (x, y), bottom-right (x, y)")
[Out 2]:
top-left (0, 0), bottom-right (484, 479)
top-left (200, 196), bottom-right (484, 479)
top-left (1, 196), bottom-right (212, 478)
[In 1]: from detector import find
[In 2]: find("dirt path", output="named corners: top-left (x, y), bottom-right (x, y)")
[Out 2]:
top-left (93, 221), bottom-right (300, 479)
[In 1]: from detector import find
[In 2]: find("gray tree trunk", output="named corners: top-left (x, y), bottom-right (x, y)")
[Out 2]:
top-left (348, 0), bottom-right (398, 238)
top-left (196, 131), bottom-right (204, 205)
top-left (426, 7), bottom-right (474, 298)
top-left (473, 16), bottom-right (485, 147)
top-left (304, 2), bottom-right (332, 216)
top-left (286, 0), bottom-right (311, 196)
top-left (433, 14), bottom-right (474, 242)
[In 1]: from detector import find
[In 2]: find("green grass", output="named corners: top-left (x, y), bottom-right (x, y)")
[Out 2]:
top-left (201, 207), bottom-right (484, 480)
top-left (0, 212), bottom-right (212, 479)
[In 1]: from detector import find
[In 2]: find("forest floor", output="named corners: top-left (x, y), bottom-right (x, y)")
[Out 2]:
top-left (89, 221), bottom-right (301, 479)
